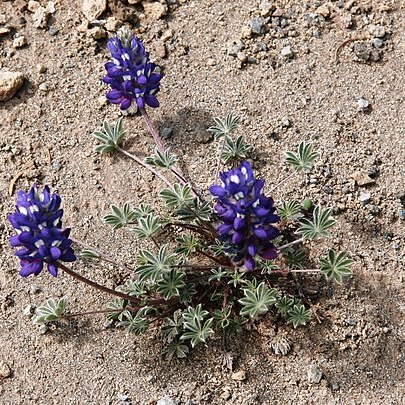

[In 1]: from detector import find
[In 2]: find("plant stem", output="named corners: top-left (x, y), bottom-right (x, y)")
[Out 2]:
top-left (117, 147), bottom-right (173, 187)
top-left (71, 237), bottom-right (135, 275)
top-left (269, 171), bottom-right (296, 193)
top-left (57, 262), bottom-right (142, 304)
top-left (271, 268), bottom-right (321, 273)
top-left (140, 107), bottom-right (167, 153)
top-left (213, 136), bottom-right (226, 182)
top-left (278, 237), bottom-right (304, 250)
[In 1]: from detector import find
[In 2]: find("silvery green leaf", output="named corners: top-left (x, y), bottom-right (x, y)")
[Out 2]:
top-left (145, 148), bottom-right (178, 169)
top-left (93, 117), bottom-right (126, 154)
top-left (33, 297), bottom-right (68, 325)
top-left (238, 282), bottom-right (277, 319)
top-left (103, 202), bottom-right (138, 230)
top-left (221, 135), bottom-right (253, 163)
top-left (319, 250), bottom-right (353, 284)
top-left (208, 112), bottom-right (242, 139)
top-left (287, 304), bottom-right (311, 328)
top-left (285, 141), bottom-right (318, 172)
top-left (296, 205), bottom-right (336, 240)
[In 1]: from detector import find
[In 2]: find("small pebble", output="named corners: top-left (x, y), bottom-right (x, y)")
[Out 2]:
top-left (38, 324), bottom-right (48, 334)
top-left (162, 127), bottom-right (173, 139)
top-left (37, 64), bottom-right (47, 73)
top-left (231, 370), bottom-right (247, 381)
top-left (251, 17), bottom-right (266, 35)
top-left (357, 97), bottom-right (370, 110)
top-left (373, 38), bottom-right (384, 48)
top-left (281, 116), bottom-right (292, 127)
top-left (307, 364), bottom-right (322, 384)
top-left (30, 284), bottom-right (42, 294)
top-left (48, 26), bottom-right (59, 35)
top-left (156, 397), bottom-right (175, 405)
top-left (359, 192), bottom-right (371, 206)
top-left (237, 51), bottom-right (247, 63)
top-left (39, 83), bottom-right (49, 92)
top-left (280, 45), bottom-right (293, 58)
top-left (23, 303), bottom-right (35, 317)
top-left (12, 35), bottom-right (27, 48)
top-left (0, 361), bottom-right (12, 378)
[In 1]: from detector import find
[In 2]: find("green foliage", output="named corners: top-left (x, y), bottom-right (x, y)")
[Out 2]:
top-left (238, 282), bottom-right (278, 319)
top-left (132, 203), bottom-right (154, 219)
top-left (179, 283), bottom-right (197, 304)
top-left (275, 296), bottom-right (296, 317)
top-left (132, 213), bottom-right (163, 239)
top-left (136, 244), bottom-right (178, 282)
top-left (208, 268), bottom-right (228, 282)
top-left (213, 307), bottom-right (232, 329)
top-left (287, 304), bottom-right (311, 328)
top-left (160, 183), bottom-right (194, 210)
top-left (175, 234), bottom-right (198, 256)
top-left (278, 201), bottom-right (303, 221)
top-left (145, 148), bottom-right (178, 169)
top-left (80, 249), bottom-right (101, 260)
top-left (33, 297), bottom-right (68, 325)
top-left (164, 340), bottom-right (190, 359)
top-left (106, 298), bottom-right (128, 321)
top-left (221, 135), bottom-right (253, 163)
top-left (285, 141), bottom-right (318, 172)
top-left (297, 205), bottom-right (336, 240)
top-left (93, 118), bottom-right (126, 154)
top-left (162, 310), bottom-right (183, 343)
top-left (208, 112), bottom-right (241, 139)
top-left (117, 280), bottom-right (148, 298)
top-left (103, 202), bottom-right (138, 230)
top-left (283, 247), bottom-right (307, 269)
top-left (319, 250), bottom-right (353, 284)
top-left (174, 199), bottom-right (212, 222)
top-left (157, 269), bottom-right (186, 300)
top-left (181, 304), bottom-right (214, 347)
top-left (118, 309), bottom-right (151, 334)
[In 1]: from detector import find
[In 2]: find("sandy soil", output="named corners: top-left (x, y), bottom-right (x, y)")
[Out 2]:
top-left (1, 0), bottom-right (404, 403)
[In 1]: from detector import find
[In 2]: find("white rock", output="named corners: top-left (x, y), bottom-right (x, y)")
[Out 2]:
top-left (0, 70), bottom-right (25, 101)
top-left (281, 45), bottom-right (293, 58)
top-left (82, 0), bottom-right (107, 22)
top-left (307, 364), bottom-right (322, 384)
top-left (28, 0), bottom-right (40, 12)
top-left (156, 397), bottom-right (175, 405)
top-left (0, 361), bottom-right (12, 378)
top-left (12, 35), bottom-right (28, 48)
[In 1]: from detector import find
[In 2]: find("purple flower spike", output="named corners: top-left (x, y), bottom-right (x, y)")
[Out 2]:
top-left (103, 27), bottom-right (162, 111)
top-left (8, 184), bottom-right (76, 277)
top-left (210, 161), bottom-right (280, 271)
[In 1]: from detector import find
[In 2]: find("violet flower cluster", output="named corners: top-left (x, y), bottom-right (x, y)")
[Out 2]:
top-left (210, 161), bottom-right (280, 270)
top-left (103, 27), bottom-right (162, 110)
top-left (8, 185), bottom-right (76, 277)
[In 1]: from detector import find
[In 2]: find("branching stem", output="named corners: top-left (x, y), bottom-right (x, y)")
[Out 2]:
top-left (278, 237), bottom-right (304, 250)
top-left (117, 147), bottom-right (173, 187)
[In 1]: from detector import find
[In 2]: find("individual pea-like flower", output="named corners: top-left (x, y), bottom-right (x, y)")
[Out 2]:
top-left (103, 26), bottom-right (162, 110)
top-left (8, 184), bottom-right (76, 277)
top-left (210, 161), bottom-right (280, 271)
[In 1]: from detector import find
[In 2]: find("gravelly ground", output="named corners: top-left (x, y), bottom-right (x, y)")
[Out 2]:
top-left (1, 0), bottom-right (404, 404)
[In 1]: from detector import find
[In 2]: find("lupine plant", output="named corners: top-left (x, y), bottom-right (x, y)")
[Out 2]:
top-left (9, 27), bottom-right (353, 358)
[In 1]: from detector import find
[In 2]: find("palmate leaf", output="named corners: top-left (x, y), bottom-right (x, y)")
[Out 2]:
top-left (275, 296), bottom-right (296, 317)
top-left (136, 244), bottom-right (178, 282)
top-left (287, 304), bottom-right (311, 328)
top-left (93, 117), bottom-right (126, 154)
top-left (164, 340), bottom-right (190, 359)
top-left (179, 283), bottom-right (197, 304)
top-left (238, 282), bottom-right (278, 319)
top-left (132, 213), bottom-right (163, 239)
top-left (156, 269), bottom-right (186, 300)
top-left (117, 280), bottom-right (147, 298)
top-left (283, 247), bottom-right (307, 269)
top-left (174, 199), bottom-right (212, 222)
top-left (319, 250), bottom-right (353, 284)
top-left (296, 205), bottom-right (336, 240)
top-left (145, 148), bottom-right (178, 169)
top-left (175, 234), bottom-right (198, 256)
top-left (117, 309), bottom-right (150, 335)
top-left (213, 307), bottom-right (232, 329)
top-left (285, 141), bottom-right (318, 172)
top-left (103, 202), bottom-right (138, 230)
top-left (208, 112), bottom-right (242, 139)
top-left (133, 203), bottom-right (154, 219)
top-left (278, 201), bottom-right (303, 221)
top-left (182, 304), bottom-right (210, 324)
top-left (221, 135), bottom-right (253, 163)
top-left (33, 297), bottom-right (68, 325)
top-left (106, 298), bottom-right (128, 321)
top-left (181, 318), bottom-right (214, 348)
top-left (162, 310), bottom-right (183, 343)
top-left (160, 183), bottom-right (194, 210)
